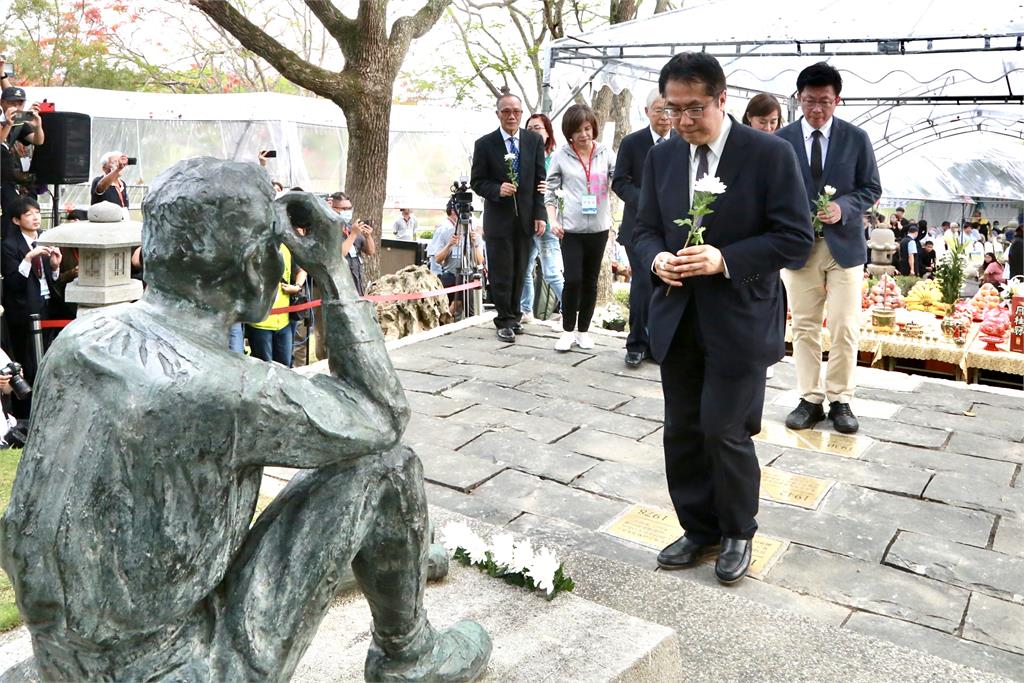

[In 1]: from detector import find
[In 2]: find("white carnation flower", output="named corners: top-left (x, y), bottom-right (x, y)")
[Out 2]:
top-left (526, 547), bottom-right (562, 596)
top-left (693, 174), bottom-right (727, 195)
top-left (510, 539), bottom-right (535, 573)
top-left (440, 522), bottom-right (481, 555)
top-left (824, 185), bottom-right (837, 196)
top-left (465, 535), bottom-right (490, 565)
top-left (504, 153), bottom-right (517, 161)
top-left (489, 533), bottom-right (516, 571)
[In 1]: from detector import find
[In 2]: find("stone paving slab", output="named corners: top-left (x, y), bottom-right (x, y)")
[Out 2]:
top-left (505, 512), bottom-right (661, 573)
top-left (517, 376), bottom-right (632, 410)
top-left (498, 343), bottom-right (594, 367)
top-left (924, 471), bottom-right (1024, 519)
top-left (756, 500), bottom-right (895, 563)
top-left (994, 518), bottom-right (1024, 558)
top-left (860, 441), bottom-right (1017, 485)
top-left (769, 544), bottom-right (971, 633)
top-left (405, 391), bottom-right (475, 418)
top-left (472, 469), bottom-right (628, 530)
top-left (397, 369), bottom-right (467, 394)
top-left (844, 612), bottom-right (1024, 682)
top-left (856, 385), bottom-right (974, 415)
top-left (571, 460), bottom-right (674, 509)
top-left (554, 428), bottom-right (664, 470)
top-left (523, 360), bottom-right (664, 400)
top-left (430, 360), bottom-right (535, 387)
top-left (574, 353), bottom-right (662, 382)
top-left (446, 403), bottom-right (576, 444)
top-left (854, 415), bottom-right (952, 449)
top-left (416, 442), bottom-right (507, 492)
top-left (885, 531), bottom-right (1024, 602)
top-left (442, 380), bottom-right (545, 413)
top-left (424, 482), bottom-right (523, 526)
top-left (458, 431), bottom-right (597, 484)
top-left (529, 397), bottom-right (661, 440)
top-left (405, 414), bottom-right (488, 451)
top-left (425, 346), bottom-right (524, 369)
top-left (894, 406), bottom-right (1024, 441)
top-left (821, 483), bottom-right (996, 548)
top-left (613, 395), bottom-right (664, 422)
top-left (639, 426), bottom-right (663, 446)
top-left (771, 450), bottom-right (932, 497)
top-left (945, 431), bottom-right (1024, 464)
top-left (965, 592), bottom-right (1024, 656)
top-left (771, 390), bottom-right (901, 420)
top-left (388, 352), bottom-right (452, 374)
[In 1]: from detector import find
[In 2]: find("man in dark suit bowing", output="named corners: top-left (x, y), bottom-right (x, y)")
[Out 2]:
top-left (633, 53), bottom-right (813, 583)
top-left (612, 88), bottom-right (675, 368)
top-left (470, 90), bottom-right (547, 342)
top-left (777, 63), bottom-right (882, 435)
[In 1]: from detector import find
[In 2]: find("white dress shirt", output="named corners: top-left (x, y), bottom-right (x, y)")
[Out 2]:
top-left (650, 126), bottom-right (668, 146)
top-left (501, 128), bottom-right (521, 153)
top-left (800, 116), bottom-right (833, 169)
top-left (688, 114), bottom-right (732, 206)
top-left (17, 232), bottom-right (57, 299)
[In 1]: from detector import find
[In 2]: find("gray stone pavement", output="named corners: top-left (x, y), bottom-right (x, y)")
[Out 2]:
top-left (377, 317), bottom-right (1024, 681)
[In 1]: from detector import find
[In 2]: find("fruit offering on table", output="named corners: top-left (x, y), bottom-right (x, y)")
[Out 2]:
top-left (864, 275), bottom-right (903, 310)
top-left (969, 283), bottom-right (1004, 321)
top-left (979, 307), bottom-right (1010, 339)
top-left (904, 280), bottom-right (946, 315)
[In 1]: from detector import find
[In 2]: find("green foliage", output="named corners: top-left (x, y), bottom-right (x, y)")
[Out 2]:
top-left (613, 287), bottom-right (630, 310)
top-left (0, 448), bottom-right (21, 632)
top-left (417, 228), bottom-right (434, 240)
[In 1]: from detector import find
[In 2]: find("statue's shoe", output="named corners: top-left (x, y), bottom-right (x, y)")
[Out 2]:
top-left (365, 619), bottom-right (492, 683)
top-left (427, 543), bottom-right (449, 582)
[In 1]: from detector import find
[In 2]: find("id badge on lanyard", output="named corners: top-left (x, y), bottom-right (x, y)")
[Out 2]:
top-left (580, 194), bottom-right (598, 215)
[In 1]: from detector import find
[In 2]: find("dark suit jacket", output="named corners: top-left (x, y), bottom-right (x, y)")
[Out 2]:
top-left (2, 234), bottom-right (57, 323)
top-left (776, 117), bottom-right (882, 269)
top-left (633, 118), bottom-right (814, 373)
top-left (470, 128), bottom-right (546, 237)
top-left (612, 127), bottom-right (676, 247)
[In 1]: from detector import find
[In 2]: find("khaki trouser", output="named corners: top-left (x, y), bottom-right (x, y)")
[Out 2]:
top-left (782, 239), bottom-right (862, 405)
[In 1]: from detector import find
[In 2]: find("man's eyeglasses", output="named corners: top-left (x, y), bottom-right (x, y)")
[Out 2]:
top-left (662, 106), bottom-right (707, 120)
top-left (799, 98), bottom-right (837, 110)
top-left (499, 108), bottom-right (523, 116)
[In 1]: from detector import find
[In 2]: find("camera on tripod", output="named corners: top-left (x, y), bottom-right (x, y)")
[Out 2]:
top-left (449, 179), bottom-right (474, 223)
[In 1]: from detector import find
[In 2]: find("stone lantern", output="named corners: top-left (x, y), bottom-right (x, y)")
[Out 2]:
top-left (37, 202), bottom-right (143, 309)
top-left (866, 226), bottom-right (898, 278)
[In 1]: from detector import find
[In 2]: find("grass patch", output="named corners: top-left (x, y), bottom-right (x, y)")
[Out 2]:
top-left (0, 448), bottom-right (21, 632)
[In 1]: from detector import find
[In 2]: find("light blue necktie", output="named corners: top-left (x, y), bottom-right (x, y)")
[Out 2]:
top-left (507, 136), bottom-right (520, 174)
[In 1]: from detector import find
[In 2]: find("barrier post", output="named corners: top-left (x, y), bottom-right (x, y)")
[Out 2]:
top-left (30, 314), bottom-right (44, 369)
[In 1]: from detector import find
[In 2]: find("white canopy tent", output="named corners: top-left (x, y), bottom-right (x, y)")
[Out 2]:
top-left (23, 87), bottom-right (494, 217)
top-left (543, 0), bottom-right (1024, 210)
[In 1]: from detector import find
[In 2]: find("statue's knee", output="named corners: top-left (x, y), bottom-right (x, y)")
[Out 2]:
top-left (381, 443), bottom-right (423, 481)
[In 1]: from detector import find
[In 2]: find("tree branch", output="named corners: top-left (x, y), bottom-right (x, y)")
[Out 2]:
top-left (189, 0), bottom-right (342, 98)
top-left (390, 0), bottom-right (451, 52)
top-left (303, 0), bottom-right (356, 47)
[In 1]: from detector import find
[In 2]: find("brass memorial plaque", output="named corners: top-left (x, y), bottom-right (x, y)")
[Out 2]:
top-left (602, 504), bottom-right (786, 577)
top-left (759, 466), bottom-right (834, 510)
top-left (755, 420), bottom-right (872, 459)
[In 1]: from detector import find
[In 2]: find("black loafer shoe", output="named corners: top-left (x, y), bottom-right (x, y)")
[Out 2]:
top-left (785, 399), bottom-right (826, 430)
top-left (828, 401), bottom-right (860, 434)
top-left (715, 538), bottom-right (751, 584)
top-left (511, 323), bottom-right (524, 335)
top-left (624, 351), bottom-right (645, 368)
top-left (496, 328), bottom-right (515, 343)
top-left (657, 535), bottom-right (718, 570)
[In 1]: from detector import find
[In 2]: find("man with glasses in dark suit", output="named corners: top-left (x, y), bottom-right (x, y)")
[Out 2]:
top-left (470, 90), bottom-right (547, 342)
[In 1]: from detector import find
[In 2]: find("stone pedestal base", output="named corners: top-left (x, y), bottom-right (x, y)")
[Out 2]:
top-left (64, 279), bottom-right (143, 306)
top-left (866, 264), bottom-right (897, 278)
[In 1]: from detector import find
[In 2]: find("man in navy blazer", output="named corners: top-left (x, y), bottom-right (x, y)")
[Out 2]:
top-left (633, 53), bottom-right (813, 583)
top-left (776, 63), bottom-right (881, 435)
top-left (470, 91), bottom-right (547, 343)
top-left (612, 88), bottom-right (675, 368)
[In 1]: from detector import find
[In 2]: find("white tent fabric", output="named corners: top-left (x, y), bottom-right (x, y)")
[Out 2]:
top-left (23, 87), bottom-right (494, 214)
top-left (544, 0), bottom-right (1024, 205)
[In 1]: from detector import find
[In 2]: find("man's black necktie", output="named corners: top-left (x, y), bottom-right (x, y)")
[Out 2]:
top-left (810, 130), bottom-right (823, 189)
top-left (695, 144), bottom-right (710, 182)
top-left (507, 136), bottom-right (520, 174)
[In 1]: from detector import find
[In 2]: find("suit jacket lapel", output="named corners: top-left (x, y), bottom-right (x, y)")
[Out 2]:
top-left (701, 118), bottom-right (745, 232)
top-left (664, 137), bottom-right (691, 253)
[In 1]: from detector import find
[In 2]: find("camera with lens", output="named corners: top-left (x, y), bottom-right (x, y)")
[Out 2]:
top-left (125, 157), bottom-right (138, 166)
top-left (1, 362), bottom-right (30, 400)
top-left (449, 179), bottom-right (474, 222)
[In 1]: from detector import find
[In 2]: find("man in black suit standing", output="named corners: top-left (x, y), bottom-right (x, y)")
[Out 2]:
top-left (634, 53), bottom-right (813, 583)
top-left (470, 91), bottom-right (547, 342)
top-left (612, 88), bottom-right (675, 367)
top-left (776, 63), bottom-right (882, 435)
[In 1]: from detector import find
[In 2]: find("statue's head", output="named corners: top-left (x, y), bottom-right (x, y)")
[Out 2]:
top-left (142, 157), bottom-right (282, 323)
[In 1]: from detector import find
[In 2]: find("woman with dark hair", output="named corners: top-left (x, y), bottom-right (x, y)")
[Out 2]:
top-left (545, 104), bottom-right (614, 351)
top-left (981, 251), bottom-right (1005, 286)
top-left (520, 113), bottom-right (565, 321)
top-left (742, 93), bottom-right (783, 132)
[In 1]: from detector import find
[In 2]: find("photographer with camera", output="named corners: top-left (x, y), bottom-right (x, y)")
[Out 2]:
top-left (1, 85), bottom-right (44, 241)
top-left (331, 191), bottom-right (376, 296)
top-left (428, 197), bottom-right (485, 320)
top-left (91, 151), bottom-right (134, 213)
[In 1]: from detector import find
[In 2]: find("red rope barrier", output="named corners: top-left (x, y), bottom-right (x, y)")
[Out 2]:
top-left (34, 280), bottom-right (483, 331)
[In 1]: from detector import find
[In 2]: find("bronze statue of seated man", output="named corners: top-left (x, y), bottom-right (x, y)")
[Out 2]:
top-left (0, 157), bottom-right (490, 682)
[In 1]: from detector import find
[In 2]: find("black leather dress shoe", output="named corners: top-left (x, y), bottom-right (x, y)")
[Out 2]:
top-left (657, 535), bottom-right (717, 570)
top-left (496, 328), bottom-right (515, 343)
top-left (715, 538), bottom-right (751, 584)
top-left (511, 323), bottom-right (524, 335)
top-left (624, 350), bottom-right (645, 367)
top-left (828, 401), bottom-right (860, 434)
top-left (785, 399), bottom-right (825, 430)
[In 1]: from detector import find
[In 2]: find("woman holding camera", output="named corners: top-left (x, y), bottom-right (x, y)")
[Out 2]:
top-left (91, 151), bottom-right (132, 214)
top-left (544, 104), bottom-right (615, 352)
